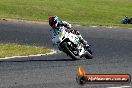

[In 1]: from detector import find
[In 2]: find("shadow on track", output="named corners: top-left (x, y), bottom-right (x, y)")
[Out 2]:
top-left (0, 58), bottom-right (75, 62)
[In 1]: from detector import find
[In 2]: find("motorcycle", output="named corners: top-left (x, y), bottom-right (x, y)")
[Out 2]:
top-left (52, 26), bottom-right (93, 60)
top-left (122, 16), bottom-right (132, 24)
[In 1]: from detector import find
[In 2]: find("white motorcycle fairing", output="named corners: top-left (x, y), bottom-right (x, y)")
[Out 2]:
top-left (51, 27), bottom-right (86, 56)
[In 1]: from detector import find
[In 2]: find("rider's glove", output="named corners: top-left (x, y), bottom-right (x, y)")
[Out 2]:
top-left (67, 24), bottom-right (72, 29)
top-left (62, 21), bottom-right (72, 29)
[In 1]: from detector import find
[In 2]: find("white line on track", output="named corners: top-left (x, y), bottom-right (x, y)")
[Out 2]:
top-left (0, 49), bottom-right (60, 60)
top-left (106, 86), bottom-right (132, 88)
top-left (90, 26), bottom-right (98, 27)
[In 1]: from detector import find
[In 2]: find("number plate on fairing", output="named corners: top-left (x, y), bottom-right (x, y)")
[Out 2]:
top-left (68, 33), bottom-right (80, 45)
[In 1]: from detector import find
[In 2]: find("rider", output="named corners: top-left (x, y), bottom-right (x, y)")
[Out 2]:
top-left (49, 16), bottom-right (89, 48)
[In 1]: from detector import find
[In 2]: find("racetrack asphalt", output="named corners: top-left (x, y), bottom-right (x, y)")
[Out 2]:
top-left (0, 21), bottom-right (132, 88)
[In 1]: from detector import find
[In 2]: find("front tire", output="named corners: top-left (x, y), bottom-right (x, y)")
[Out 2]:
top-left (62, 42), bottom-right (80, 60)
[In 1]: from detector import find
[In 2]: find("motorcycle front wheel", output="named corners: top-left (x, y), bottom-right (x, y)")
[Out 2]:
top-left (61, 42), bottom-right (80, 60)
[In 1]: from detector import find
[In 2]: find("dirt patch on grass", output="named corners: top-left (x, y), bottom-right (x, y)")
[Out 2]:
top-left (0, 18), bottom-right (48, 24)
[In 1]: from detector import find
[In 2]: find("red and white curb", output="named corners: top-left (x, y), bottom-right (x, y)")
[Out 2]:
top-left (0, 49), bottom-right (60, 61)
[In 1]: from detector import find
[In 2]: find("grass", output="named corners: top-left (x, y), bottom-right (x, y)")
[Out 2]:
top-left (0, 43), bottom-right (51, 58)
top-left (0, 0), bottom-right (132, 27)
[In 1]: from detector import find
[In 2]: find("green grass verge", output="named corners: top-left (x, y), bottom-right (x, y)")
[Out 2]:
top-left (0, 43), bottom-right (51, 58)
top-left (0, 0), bottom-right (132, 27)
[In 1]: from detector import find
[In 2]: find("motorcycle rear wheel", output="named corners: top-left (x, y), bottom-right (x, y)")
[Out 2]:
top-left (84, 50), bottom-right (93, 59)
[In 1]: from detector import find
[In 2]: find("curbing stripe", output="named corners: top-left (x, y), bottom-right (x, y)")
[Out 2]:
top-left (0, 49), bottom-right (60, 60)
top-left (106, 86), bottom-right (132, 88)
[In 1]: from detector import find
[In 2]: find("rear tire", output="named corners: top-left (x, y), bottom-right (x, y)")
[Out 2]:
top-left (62, 42), bottom-right (80, 60)
top-left (84, 51), bottom-right (93, 59)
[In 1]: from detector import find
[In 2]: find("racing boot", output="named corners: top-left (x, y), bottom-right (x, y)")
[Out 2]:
top-left (82, 40), bottom-right (90, 50)
top-left (73, 30), bottom-right (90, 49)
top-left (78, 34), bottom-right (90, 49)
